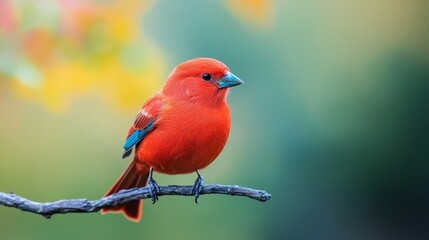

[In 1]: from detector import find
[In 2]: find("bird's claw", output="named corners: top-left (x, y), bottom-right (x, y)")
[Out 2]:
top-left (147, 178), bottom-right (160, 204)
top-left (191, 174), bottom-right (204, 204)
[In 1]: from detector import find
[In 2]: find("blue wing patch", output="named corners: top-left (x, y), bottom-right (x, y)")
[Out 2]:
top-left (122, 118), bottom-right (156, 159)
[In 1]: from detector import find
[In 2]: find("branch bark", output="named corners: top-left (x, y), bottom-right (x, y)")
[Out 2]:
top-left (0, 184), bottom-right (271, 219)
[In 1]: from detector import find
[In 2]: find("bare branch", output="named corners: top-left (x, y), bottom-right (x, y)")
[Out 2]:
top-left (0, 184), bottom-right (271, 218)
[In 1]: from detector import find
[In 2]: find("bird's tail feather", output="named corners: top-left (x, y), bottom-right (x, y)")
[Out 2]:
top-left (101, 161), bottom-right (148, 222)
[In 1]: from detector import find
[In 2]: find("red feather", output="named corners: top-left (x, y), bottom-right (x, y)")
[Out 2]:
top-left (126, 93), bottom-right (163, 138)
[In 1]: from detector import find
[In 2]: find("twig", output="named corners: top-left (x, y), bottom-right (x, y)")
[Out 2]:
top-left (0, 184), bottom-right (271, 219)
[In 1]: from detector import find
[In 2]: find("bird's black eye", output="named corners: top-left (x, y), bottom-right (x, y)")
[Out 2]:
top-left (202, 73), bottom-right (212, 81)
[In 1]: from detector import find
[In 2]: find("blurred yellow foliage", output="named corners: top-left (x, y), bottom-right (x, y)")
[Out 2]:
top-left (1, 0), bottom-right (164, 112)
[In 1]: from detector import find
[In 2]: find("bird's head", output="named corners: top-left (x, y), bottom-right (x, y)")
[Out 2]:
top-left (162, 58), bottom-right (244, 105)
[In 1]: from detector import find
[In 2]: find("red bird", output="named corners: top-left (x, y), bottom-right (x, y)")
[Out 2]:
top-left (101, 58), bottom-right (244, 222)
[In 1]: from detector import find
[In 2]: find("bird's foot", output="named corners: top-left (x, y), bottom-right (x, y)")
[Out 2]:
top-left (191, 172), bottom-right (204, 203)
top-left (147, 178), bottom-right (160, 204)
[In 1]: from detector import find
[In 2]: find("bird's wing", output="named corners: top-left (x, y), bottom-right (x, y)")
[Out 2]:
top-left (122, 93), bottom-right (163, 159)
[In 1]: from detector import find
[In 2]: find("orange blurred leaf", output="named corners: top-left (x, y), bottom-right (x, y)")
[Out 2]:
top-left (223, 0), bottom-right (274, 27)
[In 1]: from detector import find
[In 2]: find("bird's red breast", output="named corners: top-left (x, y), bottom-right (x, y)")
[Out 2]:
top-left (137, 97), bottom-right (231, 174)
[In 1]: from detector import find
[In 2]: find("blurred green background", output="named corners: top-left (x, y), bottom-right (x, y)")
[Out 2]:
top-left (1, 0), bottom-right (428, 239)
